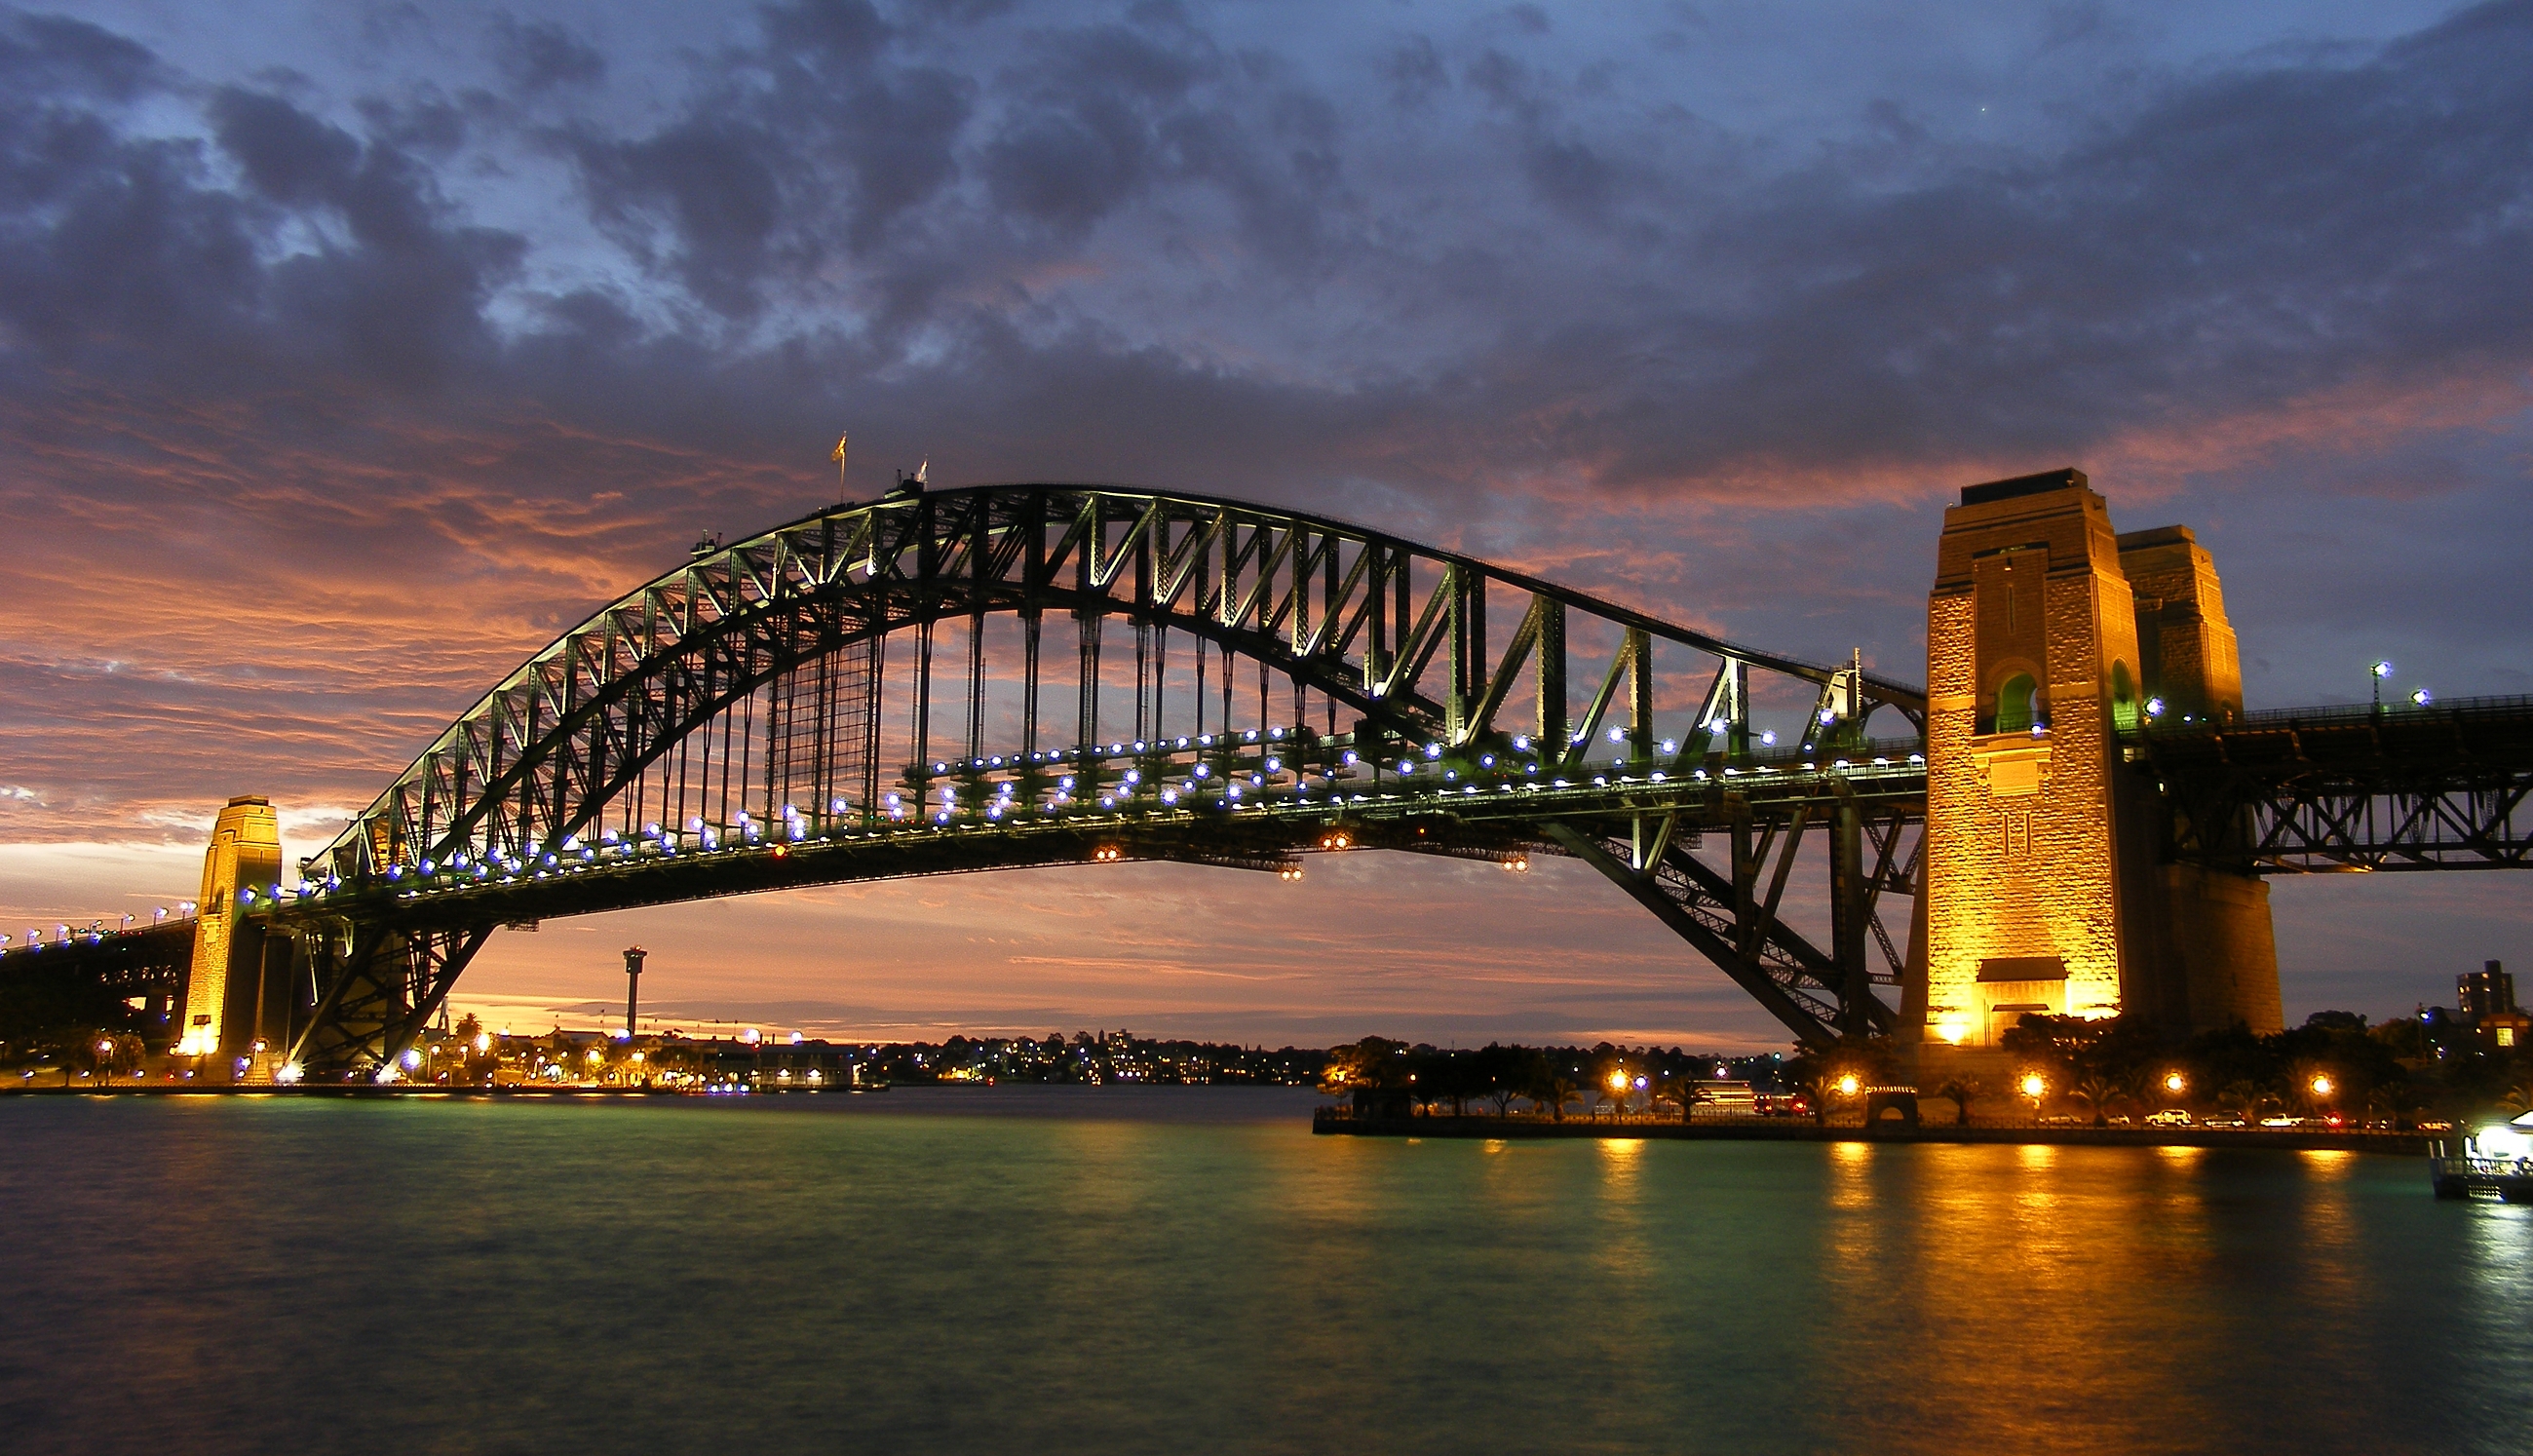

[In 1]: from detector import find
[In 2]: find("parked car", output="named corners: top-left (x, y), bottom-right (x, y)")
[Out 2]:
top-left (2202, 1112), bottom-right (2248, 1128)
top-left (2258, 1115), bottom-right (2302, 1128)
top-left (2145, 1109), bottom-right (2191, 1128)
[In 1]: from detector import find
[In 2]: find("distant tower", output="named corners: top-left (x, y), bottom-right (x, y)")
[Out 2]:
top-left (1913, 470), bottom-right (2280, 1054)
top-left (624, 947), bottom-right (646, 1039)
top-left (2460, 961), bottom-right (2517, 1020)
top-left (177, 796), bottom-right (285, 1065)
top-left (2462, 961), bottom-right (2528, 1049)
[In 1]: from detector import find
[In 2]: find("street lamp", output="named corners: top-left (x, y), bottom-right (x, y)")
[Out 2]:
top-left (2369, 660), bottom-right (2394, 709)
top-left (2309, 1073), bottom-right (2334, 1098)
top-left (2163, 1071), bottom-right (2187, 1096)
top-left (2019, 1072), bottom-right (2048, 1123)
top-left (2410, 688), bottom-right (2432, 708)
top-left (1835, 1072), bottom-right (1861, 1098)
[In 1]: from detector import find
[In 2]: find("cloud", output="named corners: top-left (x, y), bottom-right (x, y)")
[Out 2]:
top-left (489, 15), bottom-right (605, 93)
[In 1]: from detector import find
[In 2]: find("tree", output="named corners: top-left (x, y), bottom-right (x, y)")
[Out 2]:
top-left (1654, 1072), bottom-right (1714, 1123)
top-left (2216, 1079), bottom-right (2261, 1123)
top-left (1782, 1063), bottom-right (1833, 1126)
top-left (1932, 1075), bottom-right (1984, 1127)
top-left (1525, 1063), bottom-right (1581, 1123)
top-left (2067, 1070), bottom-right (2122, 1128)
top-left (1785, 1035), bottom-right (1894, 1127)
top-left (1323, 1037), bottom-right (1413, 1118)
top-left (1426, 1050), bottom-right (1485, 1117)
top-left (1475, 1045), bottom-right (1535, 1116)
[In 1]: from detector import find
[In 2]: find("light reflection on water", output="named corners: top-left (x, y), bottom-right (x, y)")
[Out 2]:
top-left (0, 1091), bottom-right (2523, 1456)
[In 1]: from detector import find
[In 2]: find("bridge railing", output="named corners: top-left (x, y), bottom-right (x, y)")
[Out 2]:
top-left (2124, 692), bottom-right (2533, 738)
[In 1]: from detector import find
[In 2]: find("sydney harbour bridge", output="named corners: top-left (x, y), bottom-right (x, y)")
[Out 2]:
top-left (9, 470), bottom-right (2531, 1079)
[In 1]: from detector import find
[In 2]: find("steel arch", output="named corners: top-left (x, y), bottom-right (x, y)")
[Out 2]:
top-left (266, 482), bottom-right (1925, 1075)
top-left (315, 483), bottom-right (1922, 880)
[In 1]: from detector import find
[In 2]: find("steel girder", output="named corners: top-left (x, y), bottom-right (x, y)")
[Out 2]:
top-left (312, 484), bottom-right (1926, 883)
top-left (266, 766), bottom-right (1925, 1059)
top-left (262, 483), bottom-right (1936, 1071)
top-left (1541, 798), bottom-right (1911, 1049)
top-left (2133, 695), bottom-right (2533, 872)
top-left (282, 922), bottom-right (492, 1078)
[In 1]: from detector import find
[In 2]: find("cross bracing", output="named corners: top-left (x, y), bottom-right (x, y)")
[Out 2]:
top-left (210, 483), bottom-right (1923, 1072)
top-left (2130, 694), bottom-right (2533, 872)
top-left (23, 482), bottom-right (2533, 1080)
top-left (311, 484), bottom-right (1925, 886)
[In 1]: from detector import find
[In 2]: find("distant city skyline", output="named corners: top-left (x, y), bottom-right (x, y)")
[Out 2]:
top-left (4, 1), bottom-right (2527, 1048)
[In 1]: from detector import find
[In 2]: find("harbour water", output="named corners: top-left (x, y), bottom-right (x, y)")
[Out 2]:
top-left (2, 1088), bottom-right (2523, 1454)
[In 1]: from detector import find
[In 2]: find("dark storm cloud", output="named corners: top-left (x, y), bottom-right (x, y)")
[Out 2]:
top-left (0, 22), bottom-right (521, 398)
top-left (489, 15), bottom-right (605, 92)
top-left (0, 11), bottom-right (153, 99)
top-left (562, 1), bottom-right (969, 315)
top-left (209, 87), bottom-right (361, 204)
top-left (6, 0), bottom-right (2528, 508)
top-left (1638, 2), bottom-right (2533, 474)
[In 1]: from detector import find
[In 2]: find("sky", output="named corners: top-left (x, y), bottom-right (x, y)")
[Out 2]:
top-left (1, 0), bottom-right (2527, 1050)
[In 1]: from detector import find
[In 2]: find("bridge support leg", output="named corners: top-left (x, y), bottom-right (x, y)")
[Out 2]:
top-left (1828, 790), bottom-right (1872, 1038)
top-left (177, 795), bottom-right (285, 1071)
top-left (1546, 822), bottom-right (1898, 1048)
top-left (1922, 471), bottom-right (2282, 1046)
top-left (287, 924), bottom-right (493, 1079)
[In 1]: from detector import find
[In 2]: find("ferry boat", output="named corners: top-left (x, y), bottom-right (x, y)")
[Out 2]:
top-left (2431, 1109), bottom-right (2533, 1202)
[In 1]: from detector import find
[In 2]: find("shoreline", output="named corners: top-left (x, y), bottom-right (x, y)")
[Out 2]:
top-left (1312, 1110), bottom-right (2436, 1155)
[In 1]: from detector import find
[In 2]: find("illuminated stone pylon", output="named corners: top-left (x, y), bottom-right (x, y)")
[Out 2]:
top-left (1912, 470), bottom-right (2281, 1057)
top-left (176, 795), bottom-right (284, 1067)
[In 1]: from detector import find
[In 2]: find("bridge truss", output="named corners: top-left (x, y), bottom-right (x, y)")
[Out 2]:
top-left (2137, 697), bottom-right (2533, 872)
top-left (240, 483), bottom-right (1925, 1073)
top-left (22, 485), bottom-right (2533, 1081)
